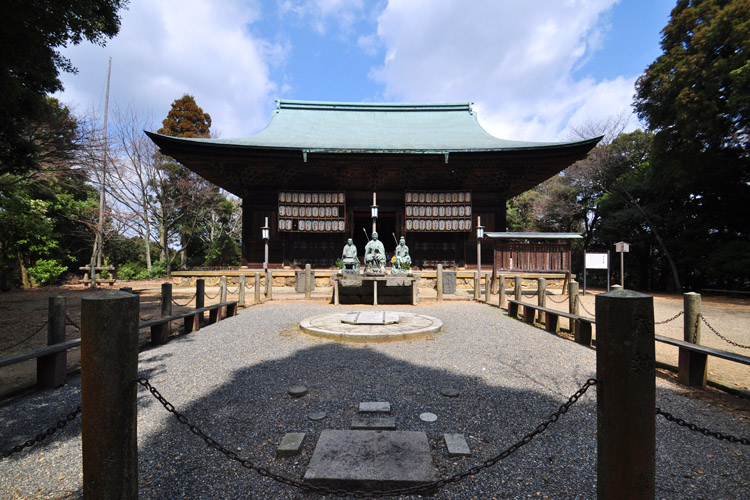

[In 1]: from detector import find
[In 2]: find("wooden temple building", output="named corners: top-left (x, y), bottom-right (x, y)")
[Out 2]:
top-left (146, 100), bottom-right (599, 270)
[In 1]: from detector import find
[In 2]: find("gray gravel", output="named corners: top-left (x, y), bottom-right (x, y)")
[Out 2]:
top-left (1, 301), bottom-right (748, 499)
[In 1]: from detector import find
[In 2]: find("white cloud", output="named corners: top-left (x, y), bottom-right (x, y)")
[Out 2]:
top-left (370, 0), bottom-right (636, 141)
top-left (278, 0), bottom-right (366, 35)
top-left (56, 0), bottom-right (283, 138)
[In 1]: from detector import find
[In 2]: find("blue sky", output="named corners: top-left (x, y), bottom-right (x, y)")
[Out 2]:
top-left (57, 0), bottom-right (675, 141)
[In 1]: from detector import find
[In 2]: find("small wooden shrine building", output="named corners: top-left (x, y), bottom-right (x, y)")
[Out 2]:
top-left (146, 100), bottom-right (599, 269)
top-left (487, 232), bottom-right (583, 273)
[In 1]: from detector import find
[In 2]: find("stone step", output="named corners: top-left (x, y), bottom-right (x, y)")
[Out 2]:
top-left (304, 430), bottom-right (438, 493)
top-left (444, 433), bottom-right (471, 457)
top-left (276, 432), bottom-right (305, 458)
top-left (351, 417), bottom-right (396, 430)
top-left (359, 401), bottom-right (391, 413)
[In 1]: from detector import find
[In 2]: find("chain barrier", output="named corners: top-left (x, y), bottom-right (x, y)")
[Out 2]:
top-left (699, 314), bottom-right (750, 349)
top-left (654, 311), bottom-right (683, 325)
top-left (65, 314), bottom-right (80, 332)
top-left (1, 405), bottom-right (81, 459)
top-left (204, 290), bottom-right (220, 300)
top-left (136, 377), bottom-right (597, 497)
top-left (226, 286), bottom-right (241, 295)
top-left (546, 294), bottom-right (569, 304)
top-left (579, 300), bottom-right (595, 318)
top-left (656, 408), bottom-right (749, 445)
top-left (172, 293), bottom-right (197, 307)
top-left (0, 320), bottom-right (48, 353)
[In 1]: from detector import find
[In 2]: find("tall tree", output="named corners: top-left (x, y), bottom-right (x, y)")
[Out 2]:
top-left (158, 94), bottom-right (212, 138)
top-left (0, 0), bottom-right (128, 176)
top-left (635, 0), bottom-right (750, 289)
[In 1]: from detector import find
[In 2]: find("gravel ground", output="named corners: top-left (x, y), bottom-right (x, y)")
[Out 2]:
top-left (0, 301), bottom-right (748, 499)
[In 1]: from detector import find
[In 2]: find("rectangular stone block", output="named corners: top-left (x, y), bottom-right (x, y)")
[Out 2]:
top-left (359, 402), bottom-right (391, 413)
top-left (351, 417), bottom-right (396, 430)
top-left (304, 430), bottom-right (438, 492)
top-left (444, 433), bottom-right (471, 457)
top-left (276, 432), bottom-right (305, 458)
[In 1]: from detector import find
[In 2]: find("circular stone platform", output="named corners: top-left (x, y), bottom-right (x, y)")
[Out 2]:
top-left (299, 312), bottom-right (443, 342)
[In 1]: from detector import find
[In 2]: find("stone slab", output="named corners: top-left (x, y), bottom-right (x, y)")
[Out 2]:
top-left (444, 433), bottom-right (471, 457)
top-left (341, 312), bottom-right (400, 325)
top-left (276, 432), bottom-right (305, 458)
top-left (303, 430), bottom-right (438, 492)
top-left (351, 417), bottom-right (396, 430)
top-left (359, 402), bottom-right (391, 413)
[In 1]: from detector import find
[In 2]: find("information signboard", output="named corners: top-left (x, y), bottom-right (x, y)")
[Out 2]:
top-left (585, 252), bottom-right (609, 270)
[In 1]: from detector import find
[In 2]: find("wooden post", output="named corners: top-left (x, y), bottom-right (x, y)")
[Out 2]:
top-left (333, 277), bottom-right (340, 305)
top-left (680, 292), bottom-right (705, 386)
top-left (514, 275), bottom-right (522, 302)
top-left (305, 264), bottom-right (312, 299)
top-left (238, 274), bottom-right (246, 307)
top-left (81, 290), bottom-right (139, 500)
top-left (498, 274), bottom-right (506, 309)
top-left (412, 277), bottom-right (419, 305)
top-left (254, 272), bottom-right (261, 303)
top-left (569, 281), bottom-right (579, 315)
top-left (596, 289), bottom-right (655, 500)
top-left (161, 283), bottom-right (172, 318)
top-left (220, 276), bottom-right (227, 304)
top-left (266, 270), bottom-right (273, 300)
top-left (38, 296), bottom-right (67, 389)
top-left (474, 271), bottom-right (480, 300)
top-left (196, 279), bottom-right (205, 324)
top-left (151, 283), bottom-right (172, 345)
top-left (484, 272), bottom-right (491, 303)
top-left (537, 278), bottom-right (546, 324)
top-left (436, 264), bottom-right (443, 301)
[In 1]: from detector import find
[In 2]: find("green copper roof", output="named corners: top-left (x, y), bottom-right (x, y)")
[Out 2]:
top-left (150, 99), bottom-right (593, 153)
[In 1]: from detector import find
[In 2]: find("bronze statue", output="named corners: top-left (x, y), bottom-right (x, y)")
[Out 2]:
top-left (391, 236), bottom-right (411, 274)
top-left (364, 232), bottom-right (386, 273)
top-left (341, 238), bottom-right (360, 273)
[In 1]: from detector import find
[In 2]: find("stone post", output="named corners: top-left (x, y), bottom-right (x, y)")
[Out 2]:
top-left (37, 296), bottom-right (67, 389)
top-left (484, 272), bottom-right (491, 303)
top-left (266, 270), bottom-right (273, 300)
top-left (497, 274), bottom-right (506, 308)
top-left (305, 264), bottom-right (312, 300)
top-left (81, 291), bottom-right (139, 500)
top-left (514, 275), bottom-right (522, 301)
top-left (537, 278), bottom-right (546, 324)
top-left (238, 274), bottom-right (246, 307)
top-left (474, 271), bottom-right (480, 300)
top-left (569, 281), bottom-right (579, 315)
top-left (596, 289), bottom-right (655, 500)
top-left (220, 276), bottom-right (227, 304)
top-left (680, 292), bottom-right (705, 386)
top-left (436, 264), bottom-right (443, 301)
top-left (254, 272), bottom-right (261, 303)
top-left (196, 279), bottom-right (205, 323)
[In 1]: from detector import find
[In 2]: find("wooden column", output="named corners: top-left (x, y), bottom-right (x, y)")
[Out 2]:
top-left (514, 275), bottom-right (522, 301)
top-left (537, 278), bottom-right (546, 324)
top-left (81, 290), bottom-right (139, 500)
top-left (436, 264), bottom-right (443, 301)
top-left (305, 264), bottom-right (312, 300)
top-left (37, 296), bottom-right (67, 389)
top-left (266, 270), bottom-right (273, 300)
top-left (151, 283), bottom-right (172, 345)
top-left (238, 274), bottom-right (246, 307)
top-left (497, 274), bottom-right (506, 309)
top-left (680, 292), bottom-right (705, 386)
top-left (473, 271), bottom-right (480, 300)
top-left (569, 281), bottom-right (579, 315)
top-left (596, 289), bottom-right (655, 500)
top-left (220, 276), bottom-right (227, 304)
top-left (484, 272), bottom-right (491, 303)
top-left (254, 273), bottom-right (261, 303)
top-left (196, 279), bottom-right (205, 323)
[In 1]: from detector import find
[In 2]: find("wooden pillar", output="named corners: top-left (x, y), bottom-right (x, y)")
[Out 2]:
top-left (679, 292), bottom-right (705, 386)
top-left (37, 296), bottom-right (67, 389)
top-left (81, 290), bottom-right (139, 500)
top-left (596, 289), bottom-right (655, 500)
top-left (569, 281), bottom-right (579, 315)
top-left (151, 283), bottom-right (172, 345)
top-left (537, 278), bottom-right (546, 324)
top-left (265, 270), bottom-right (273, 300)
top-left (333, 278), bottom-right (340, 305)
top-left (497, 274), bottom-right (506, 309)
top-left (196, 279), bottom-right (205, 324)
top-left (238, 274), bottom-right (246, 307)
top-left (473, 271), bottom-right (480, 300)
top-left (254, 272), bottom-right (261, 303)
top-left (436, 264), bottom-right (443, 301)
top-left (514, 275), bottom-right (522, 302)
top-left (305, 264), bottom-right (312, 300)
top-left (220, 276), bottom-right (227, 304)
top-left (484, 272), bottom-right (491, 303)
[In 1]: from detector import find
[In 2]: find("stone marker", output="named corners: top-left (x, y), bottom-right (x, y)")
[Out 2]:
top-left (351, 417), bottom-right (396, 430)
top-left (304, 430), bottom-right (438, 492)
top-left (444, 433), bottom-right (471, 457)
top-left (288, 385), bottom-right (308, 397)
top-left (359, 402), bottom-right (391, 413)
top-left (341, 311), bottom-right (399, 325)
top-left (277, 432), bottom-right (306, 458)
top-left (308, 412), bottom-right (327, 421)
top-left (440, 387), bottom-right (460, 397)
top-left (419, 412), bottom-right (437, 422)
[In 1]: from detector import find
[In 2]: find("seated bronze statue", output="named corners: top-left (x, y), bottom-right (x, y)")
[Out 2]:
top-left (364, 232), bottom-right (386, 273)
top-left (391, 236), bottom-right (411, 274)
top-left (341, 238), bottom-right (360, 273)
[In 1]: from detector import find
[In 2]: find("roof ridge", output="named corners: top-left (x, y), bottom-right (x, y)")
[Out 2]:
top-left (276, 99), bottom-right (473, 112)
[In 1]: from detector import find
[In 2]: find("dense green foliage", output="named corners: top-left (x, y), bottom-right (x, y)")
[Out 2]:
top-left (0, 0), bottom-right (128, 176)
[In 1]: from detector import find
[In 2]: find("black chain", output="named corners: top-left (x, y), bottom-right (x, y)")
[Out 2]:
top-left (699, 314), bottom-right (750, 349)
top-left (203, 290), bottom-right (220, 300)
top-left (65, 314), bottom-right (80, 332)
top-left (136, 377), bottom-right (597, 497)
top-left (656, 408), bottom-right (749, 445)
top-left (579, 301), bottom-right (595, 318)
top-left (546, 294), bottom-right (569, 304)
top-left (654, 311), bottom-right (683, 325)
top-left (172, 293), bottom-right (197, 307)
top-left (1, 406), bottom-right (81, 459)
top-left (226, 286), bottom-right (241, 295)
top-left (0, 320), bottom-right (48, 352)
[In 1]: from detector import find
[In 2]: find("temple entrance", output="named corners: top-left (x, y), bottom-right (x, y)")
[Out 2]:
top-left (353, 212), bottom-right (397, 263)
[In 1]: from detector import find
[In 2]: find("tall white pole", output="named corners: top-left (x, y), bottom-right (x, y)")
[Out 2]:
top-left (89, 57), bottom-right (111, 287)
top-left (476, 215), bottom-right (482, 274)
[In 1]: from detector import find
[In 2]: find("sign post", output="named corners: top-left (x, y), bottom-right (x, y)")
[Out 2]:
top-left (615, 241), bottom-right (630, 288)
top-left (584, 252), bottom-right (610, 295)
